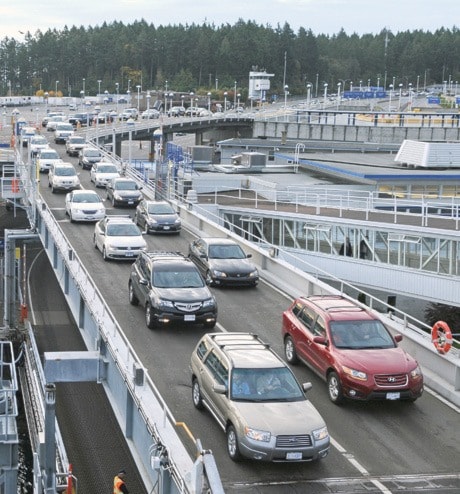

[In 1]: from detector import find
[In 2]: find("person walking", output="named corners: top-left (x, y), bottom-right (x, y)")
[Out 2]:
top-left (359, 236), bottom-right (370, 259)
top-left (113, 469), bottom-right (129, 494)
top-left (339, 237), bottom-right (353, 256)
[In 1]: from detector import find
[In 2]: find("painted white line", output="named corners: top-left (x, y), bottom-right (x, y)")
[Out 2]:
top-left (424, 386), bottom-right (460, 413)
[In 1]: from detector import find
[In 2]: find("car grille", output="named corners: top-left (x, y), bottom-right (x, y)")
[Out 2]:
top-left (374, 373), bottom-right (408, 387)
top-left (117, 246), bottom-right (144, 251)
top-left (174, 302), bottom-right (203, 312)
top-left (276, 435), bottom-right (312, 448)
top-left (81, 209), bottom-right (98, 214)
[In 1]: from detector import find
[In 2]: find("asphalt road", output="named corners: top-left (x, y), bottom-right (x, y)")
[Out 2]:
top-left (24, 127), bottom-right (460, 493)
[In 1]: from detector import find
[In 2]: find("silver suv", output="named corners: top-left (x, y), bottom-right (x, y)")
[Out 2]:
top-left (190, 332), bottom-right (330, 462)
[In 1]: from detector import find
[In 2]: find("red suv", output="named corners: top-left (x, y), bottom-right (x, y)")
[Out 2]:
top-left (282, 295), bottom-right (423, 405)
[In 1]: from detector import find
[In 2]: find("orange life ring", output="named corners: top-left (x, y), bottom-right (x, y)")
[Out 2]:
top-left (431, 321), bottom-right (453, 355)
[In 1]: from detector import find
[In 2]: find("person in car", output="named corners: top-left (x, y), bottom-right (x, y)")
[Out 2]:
top-left (232, 373), bottom-right (251, 396)
top-left (256, 373), bottom-right (281, 394)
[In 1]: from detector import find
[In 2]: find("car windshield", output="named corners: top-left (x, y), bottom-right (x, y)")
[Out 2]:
top-left (152, 268), bottom-right (204, 288)
top-left (70, 137), bottom-right (85, 144)
top-left (56, 124), bottom-right (74, 131)
top-left (208, 244), bottom-right (245, 259)
top-left (40, 151), bottom-right (59, 159)
top-left (56, 168), bottom-right (76, 176)
top-left (230, 367), bottom-right (305, 402)
top-left (147, 203), bottom-right (174, 214)
top-left (330, 320), bottom-right (396, 349)
top-left (97, 165), bottom-right (118, 173)
top-left (106, 223), bottom-right (140, 236)
top-left (31, 137), bottom-right (47, 144)
top-left (72, 193), bottom-right (100, 203)
top-left (85, 150), bottom-right (101, 157)
top-left (115, 181), bottom-right (137, 190)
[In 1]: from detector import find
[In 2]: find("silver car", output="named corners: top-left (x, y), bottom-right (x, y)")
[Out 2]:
top-left (190, 332), bottom-right (330, 462)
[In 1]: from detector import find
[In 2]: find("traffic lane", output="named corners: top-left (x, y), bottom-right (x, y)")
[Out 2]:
top-left (40, 163), bottom-right (460, 485)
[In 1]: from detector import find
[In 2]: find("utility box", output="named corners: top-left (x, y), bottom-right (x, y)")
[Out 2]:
top-left (231, 152), bottom-right (266, 172)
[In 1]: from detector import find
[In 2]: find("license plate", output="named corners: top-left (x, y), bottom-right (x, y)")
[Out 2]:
top-left (386, 392), bottom-right (400, 400)
top-left (128, 201), bottom-right (134, 204)
top-left (286, 452), bottom-right (302, 460)
top-left (125, 252), bottom-right (134, 257)
top-left (184, 314), bottom-right (196, 321)
top-left (163, 226), bottom-right (170, 230)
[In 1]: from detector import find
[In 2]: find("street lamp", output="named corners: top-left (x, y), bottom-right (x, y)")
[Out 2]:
top-left (323, 83), bottom-right (328, 109)
top-left (237, 93), bottom-right (241, 109)
top-left (207, 92), bottom-right (211, 112)
top-left (284, 85), bottom-right (289, 109)
top-left (82, 78), bottom-right (85, 95)
top-left (408, 83), bottom-right (413, 110)
top-left (128, 79), bottom-right (131, 93)
top-left (97, 79), bottom-right (102, 96)
top-left (146, 91), bottom-right (151, 113)
top-left (388, 84), bottom-right (393, 112)
top-left (224, 91), bottom-right (228, 111)
top-left (398, 83), bottom-right (403, 110)
top-left (306, 84), bottom-right (312, 109)
top-left (115, 82), bottom-right (119, 114)
top-left (55, 80), bottom-right (59, 97)
top-left (136, 85), bottom-right (141, 111)
top-left (233, 81), bottom-right (237, 108)
top-left (169, 93), bottom-right (174, 112)
top-left (190, 91), bottom-right (194, 110)
top-left (80, 90), bottom-right (85, 109)
top-left (180, 94), bottom-right (184, 110)
top-left (337, 82), bottom-right (341, 109)
top-left (359, 80), bottom-right (362, 91)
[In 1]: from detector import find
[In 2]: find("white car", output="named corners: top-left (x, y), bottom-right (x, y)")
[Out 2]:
top-left (48, 162), bottom-right (80, 193)
top-left (65, 190), bottom-right (106, 223)
top-left (36, 148), bottom-right (63, 173)
top-left (54, 123), bottom-right (75, 144)
top-left (66, 135), bottom-right (86, 156)
top-left (29, 135), bottom-right (49, 155)
top-left (90, 162), bottom-right (121, 188)
top-left (46, 115), bottom-right (68, 132)
top-left (93, 216), bottom-right (147, 261)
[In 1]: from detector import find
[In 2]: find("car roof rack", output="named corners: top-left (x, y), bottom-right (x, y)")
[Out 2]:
top-left (145, 251), bottom-right (185, 259)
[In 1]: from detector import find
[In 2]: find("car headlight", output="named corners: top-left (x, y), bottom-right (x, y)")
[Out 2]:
top-left (202, 297), bottom-right (216, 308)
top-left (114, 193), bottom-right (123, 200)
top-left (312, 426), bottom-right (329, 441)
top-left (244, 426), bottom-right (271, 443)
top-left (410, 365), bottom-right (423, 379)
top-left (157, 298), bottom-right (174, 309)
top-left (342, 365), bottom-right (367, 381)
top-left (147, 218), bottom-right (158, 225)
top-left (212, 270), bottom-right (227, 278)
top-left (248, 270), bottom-right (259, 278)
top-left (175, 218), bottom-right (182, 225)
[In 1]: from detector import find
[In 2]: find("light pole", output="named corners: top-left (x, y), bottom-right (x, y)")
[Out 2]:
top-left (146, 91), bottom-right (151, 113)
top-left (80, 90), bottom-right (84, 109)
top-left (97, 79), bottom-right (102, 96)
top-left (180, 94), bottom-right (184, 110)
top-left (128, 79), bottom-right (131, 94)
top-left (190, 92), bottom-right (194, 111)
top-left (115, 82), bottom-right (119, 114)
top-left (169, 93), bottom-right (174, 112)
top-left (398, 83), bottom-right (403, 110)
top-left (388, 84), bottom-right (393, 111)
top-left (408, 83), bottom-right (413, 110)
top-left (224, 92), bottom-right (228, 111)
top-left (82, 78), bottom-right (85, 95)
top-left (359, 80), bottom-right (362, 91)
top-left (315, 73), bottom-right (319, 97)
top-left (323, 83), bottom-right (328, 109)
top-left (306, 84), bottom-right (312, 109)
top-left (207, 92), bottom-right (211, 112)
top-left (55, 80), bottom-right (59, 98)
top-left (284, 85), bottom-right (289, 109)
top-left (350, 81), bottom-right (353, 92)
top-left (367, 78), bottom-right (371, 91)
top-left (237, 93), bottom-right (241, 109)
top-left (233, 81), bottom-right (237, 108)
top-left (337, 82), bottom-right (341, 110)
top-left (136, 85), bottom-right (141, 111)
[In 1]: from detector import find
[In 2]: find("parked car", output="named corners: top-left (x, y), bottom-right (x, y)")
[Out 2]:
top-left (90, 161), bottom-right (120, 188)
top-left (185, 107), bottom-right (201, 117)
top-left (128, 251), bottom-right (217, 329)
top-left (36, 148), bottom-right (63, 173)
top-left (65, 135), bottom-right (86, 156)
top-left (120, 108), bottom-right (138, 120)
top-left (281, 295), bottom-right (424, 404)
top-left (190, 332), bottom-right (330, 462)
top-left (106, 177), bottom-right (143, 207)
top-left (54, 123), bottom-right (75, 144)
top-left (141, 109), bottom-right (160, 119)
top-left (93, 216), bottom-right (146, 261)
top-left (167, 106), bottom-right (185, 117)
top-left (78, 147), bottom-right (103, 170)
top-left (134, 199), bottom-right (181, 234)
top-left (28, 135), bottom-right (49, 155)
top-left (188, 237), bottom-right (259, 287)
top-left (48, 162), bottom-right (81, 193)
top-left (65, 189), bottom-right (106, 223)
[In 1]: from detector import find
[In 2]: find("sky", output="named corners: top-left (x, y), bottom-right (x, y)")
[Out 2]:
top-left (0, 0), bottom-right (459, 40)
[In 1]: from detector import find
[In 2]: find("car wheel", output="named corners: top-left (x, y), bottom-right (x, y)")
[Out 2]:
top-left (284, 336), bottom-right (299, 365)
top-left (145, 303), bottom-right (157, 329)
top-left (102, 246), bottom-right (109, 261)
top-left (128, 281), bottom-right (139, 306)
top-left (69, 211), bottom-right (74, 223)
top-left (226, 425), bottom-right (242, 461)
top-left (327, 371), bottom-right (344, 405)
top-left (51, 185), bottom-right (56, 193)
top-left (192, 378), bottom-right (204, 410)
top-left (205, 271), bottom-right (215, 286)
top-left (112, 197), bottom-right (116, 207)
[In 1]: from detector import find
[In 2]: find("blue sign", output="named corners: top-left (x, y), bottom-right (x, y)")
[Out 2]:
top-left (427, 97), bottom-right (440, 104)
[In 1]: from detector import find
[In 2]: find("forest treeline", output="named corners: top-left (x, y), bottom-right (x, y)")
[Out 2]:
top-left (1, 19), bottom-right (459, 100)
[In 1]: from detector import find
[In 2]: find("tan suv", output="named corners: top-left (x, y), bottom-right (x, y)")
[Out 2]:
top-left (190, 332), bottom-right (329, 462)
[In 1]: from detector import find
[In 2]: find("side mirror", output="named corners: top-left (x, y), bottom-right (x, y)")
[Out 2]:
top-left (394, 334), bottom-right (403, 343)
top-left (213, 383), bottom-right (227, 395)
top-left (246, 253), bottom-right (253, 258)
top-left (302, 382), bottom-right (313, 393)
top-left (313, 336), bottom-right (327, 346)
